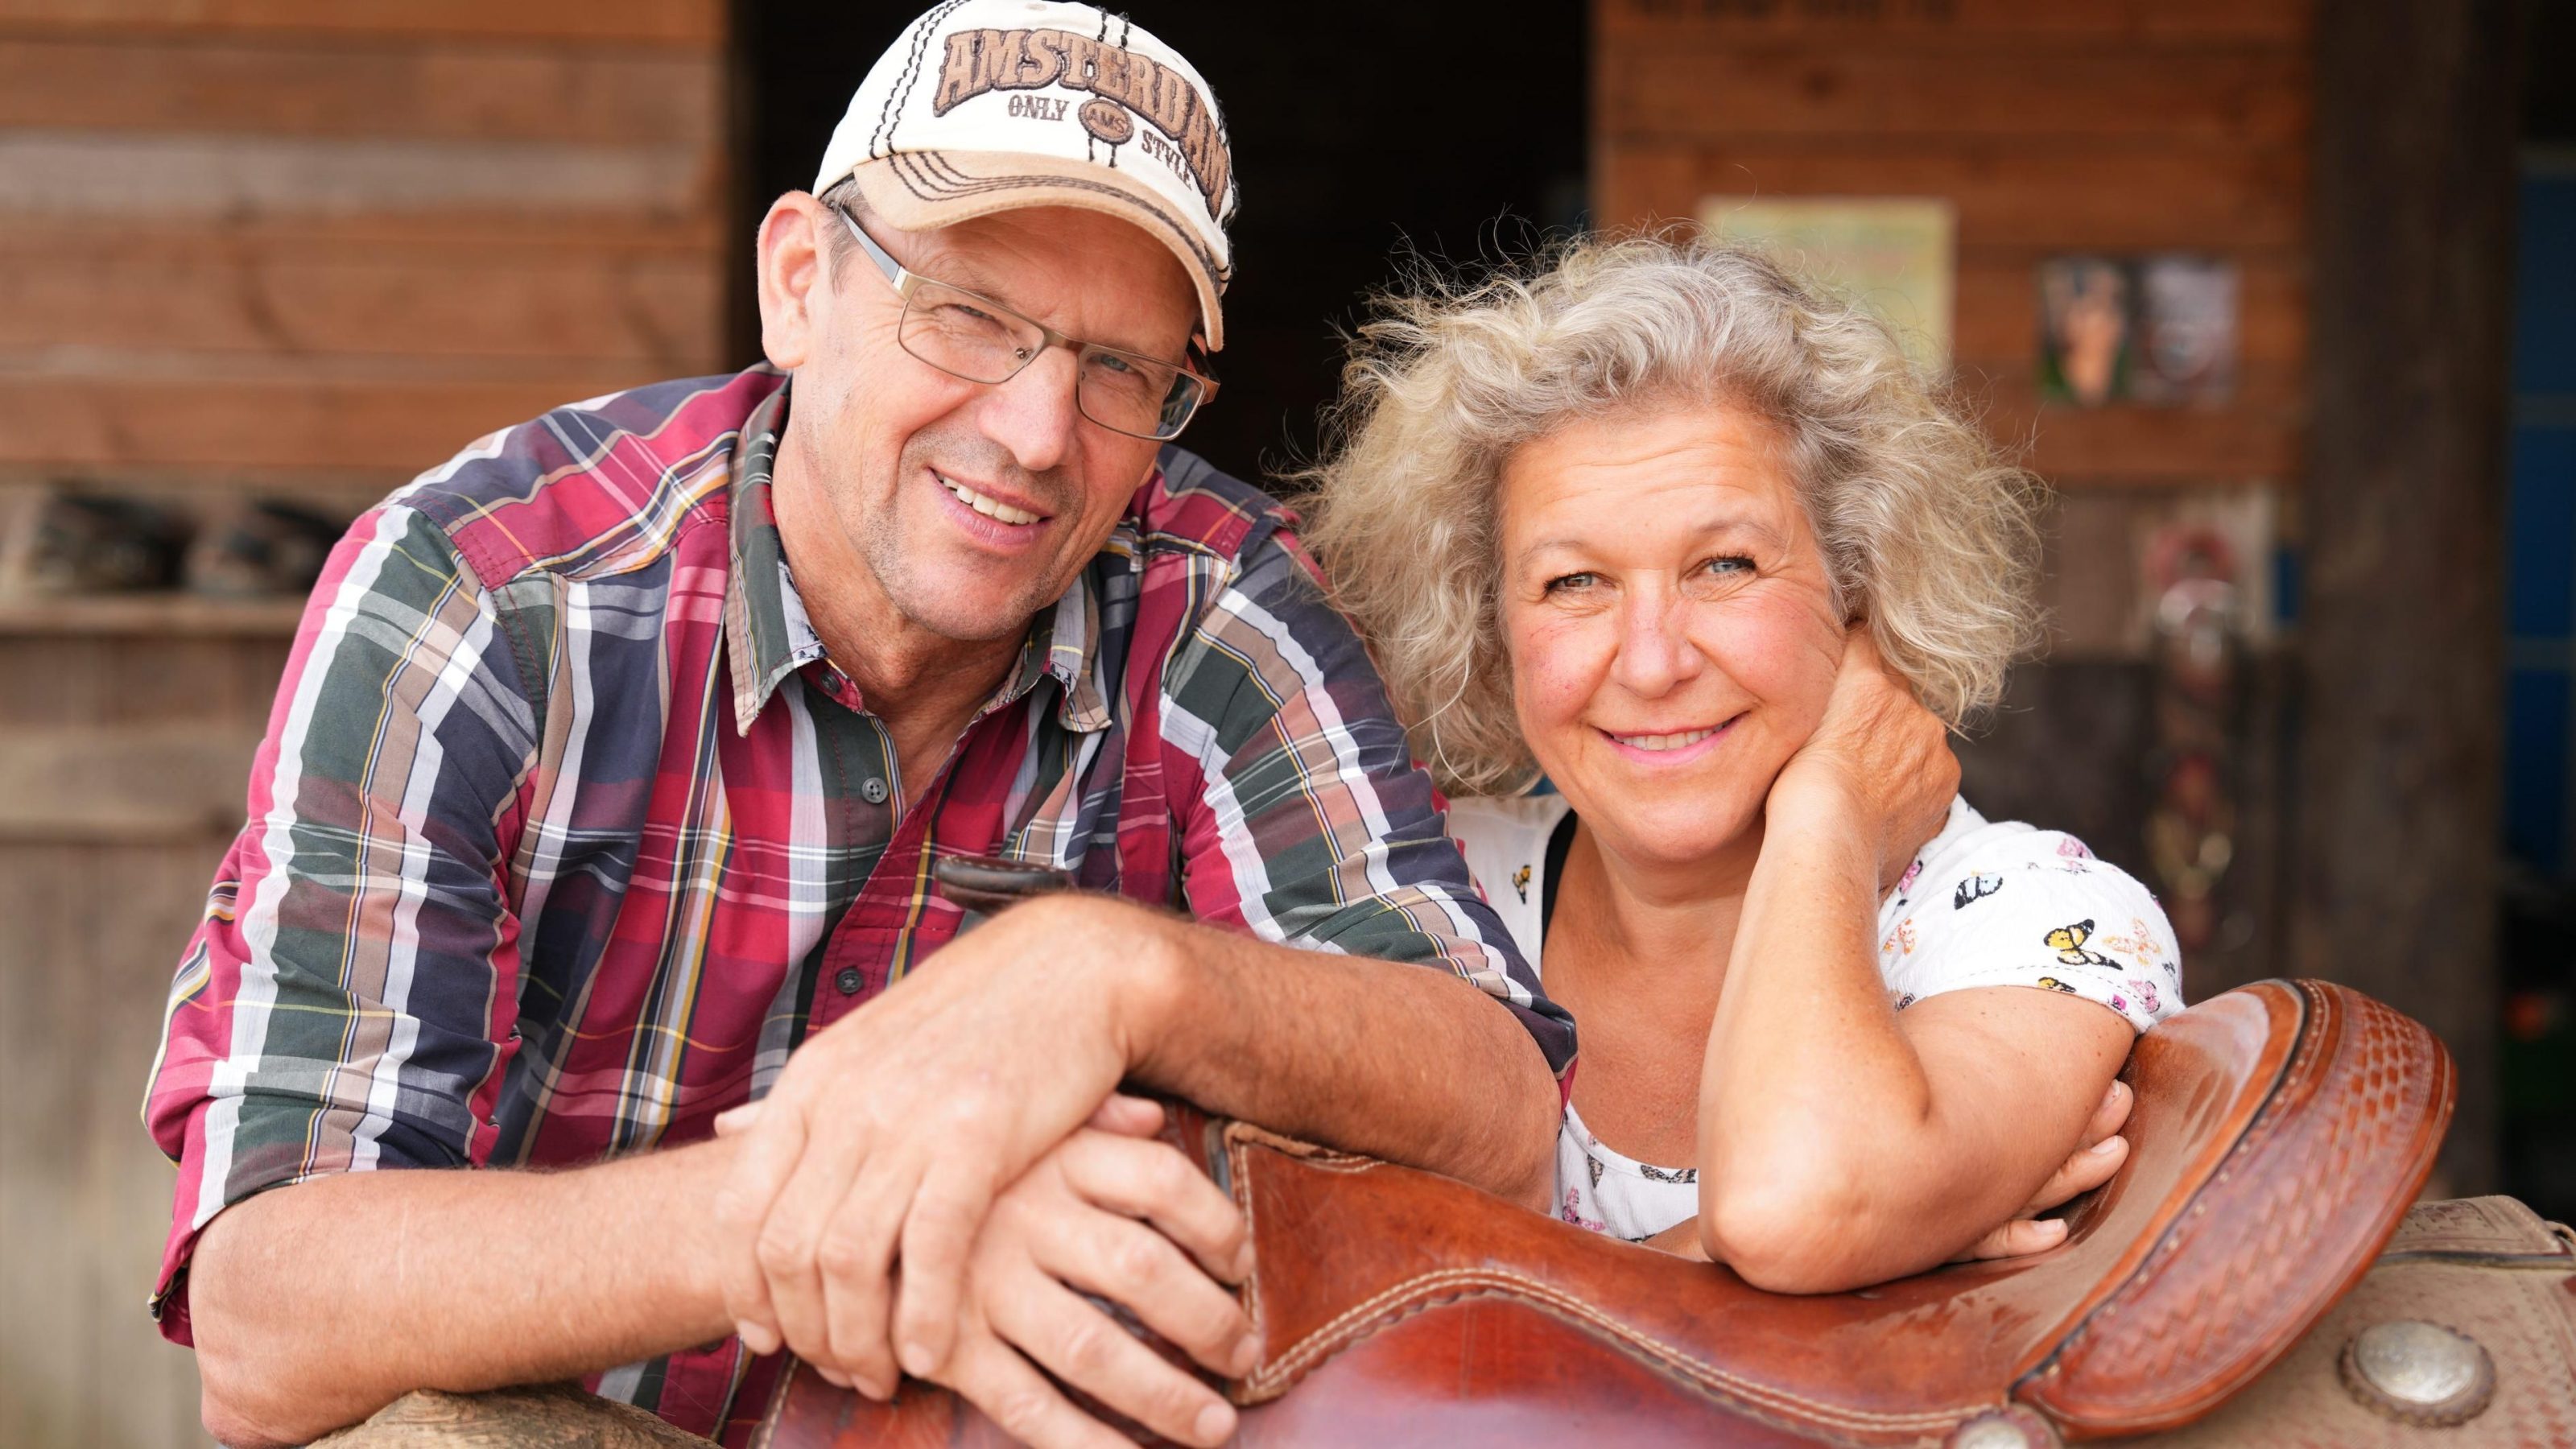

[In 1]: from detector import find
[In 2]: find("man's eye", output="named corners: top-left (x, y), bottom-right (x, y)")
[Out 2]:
top-left (1088, 350), bottom-right (1141, 378)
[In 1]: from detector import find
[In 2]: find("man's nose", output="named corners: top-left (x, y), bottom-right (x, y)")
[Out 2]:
top-left (976, 346), bottom-right (1082, 476)
top-left (1610, 587), bottom-right (1701, 697)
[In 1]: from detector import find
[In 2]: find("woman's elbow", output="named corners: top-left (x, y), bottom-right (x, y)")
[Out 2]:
top-left (1696, 1162), bottom-right (1884, 1295)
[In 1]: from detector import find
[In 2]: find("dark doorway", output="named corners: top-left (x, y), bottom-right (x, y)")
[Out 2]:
top-left (733, 1), bottom-right (1589, 486)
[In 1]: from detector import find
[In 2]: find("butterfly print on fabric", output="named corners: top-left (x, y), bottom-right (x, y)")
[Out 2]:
top-left (2045, 919), bottom-right (2116, 968)
top-left (1953, 873), bottom-right (2004, 910)
top-left (1639, 1162), bottom-right (1699, 1185)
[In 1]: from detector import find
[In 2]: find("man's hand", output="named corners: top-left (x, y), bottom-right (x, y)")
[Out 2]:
top-left (935, 1097), bottom-right (1256, 1449)
top-left (1951, 1078), bottom-right (2133, 1261)
top-left (713, 895), bottom-right (1174, 1399)
top-left (1766, 624), bottom-right (1959, 891)
top-left (721, 1092), bottom-right (1256, 1448)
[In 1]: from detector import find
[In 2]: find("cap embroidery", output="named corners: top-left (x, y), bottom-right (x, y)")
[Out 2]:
top-left (930, 27), bottom-right (1234, 213)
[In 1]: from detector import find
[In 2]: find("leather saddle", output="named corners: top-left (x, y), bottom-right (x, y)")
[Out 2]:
top-left (753, 975), bottom-right (2458, 1447)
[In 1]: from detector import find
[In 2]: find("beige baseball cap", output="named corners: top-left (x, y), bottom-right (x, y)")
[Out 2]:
top-left (815, 1), bottom-right (1238, 349)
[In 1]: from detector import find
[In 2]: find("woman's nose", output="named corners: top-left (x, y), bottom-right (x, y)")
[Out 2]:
top-left (1610, 588), bottom-right (1702, 697)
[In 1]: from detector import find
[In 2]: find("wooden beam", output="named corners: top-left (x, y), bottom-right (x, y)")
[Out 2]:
top-left (0, 0), bottom-right (723, 48)
top-left (1600, 44), bottom-right (2310, 146)
top-left (0, 35), bottom-right (720, 146)
top-left (2293, 0), bottom-right (2521, 1191)
top-left (1597, 0), bottom-right (2316, 44)
top-left (1604, 142), bottom-right (2308, 249)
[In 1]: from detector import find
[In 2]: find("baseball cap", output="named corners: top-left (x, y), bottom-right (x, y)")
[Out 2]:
top-left (815, 2), bottom-right (1238, 350)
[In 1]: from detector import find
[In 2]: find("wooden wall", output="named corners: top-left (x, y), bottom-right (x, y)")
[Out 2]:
top-left (0, 5), bottom-right (731, 1445)
top-left (1596, 0), bottom-right (2310, 493)
top-left (1593, 0), bottom-right (2314, 996)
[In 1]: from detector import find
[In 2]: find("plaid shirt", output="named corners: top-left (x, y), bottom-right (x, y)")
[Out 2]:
top-left (142, 366), bottom-right (1572, 1443)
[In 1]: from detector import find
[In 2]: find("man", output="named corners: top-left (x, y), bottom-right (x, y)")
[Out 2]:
top-left (140, 6), bottom-right (1573, 1447)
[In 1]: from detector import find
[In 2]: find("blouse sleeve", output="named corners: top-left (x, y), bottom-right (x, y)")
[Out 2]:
top-left (1876, 829), bottom-right (2184, 1032)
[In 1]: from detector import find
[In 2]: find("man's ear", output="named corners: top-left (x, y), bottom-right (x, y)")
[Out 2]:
top-left (756, 192), bottom-right (831, 371)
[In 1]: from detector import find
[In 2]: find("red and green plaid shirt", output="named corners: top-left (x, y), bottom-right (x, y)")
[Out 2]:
top-left (142, 365), bottom-right (1572, 1442)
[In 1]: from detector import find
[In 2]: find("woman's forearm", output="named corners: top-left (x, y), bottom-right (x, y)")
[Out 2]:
top-left (1695, 786), bottom-right (2127, 1293)
top-left (187, 1137), bottom-right (741, 1447)
top-left (1694, 782), bottom-right (1957, 1287)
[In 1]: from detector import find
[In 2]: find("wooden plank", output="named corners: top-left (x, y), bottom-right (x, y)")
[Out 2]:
top-left (0, 724), bottom-right (259, 840)
top-left (0, 0), bottom-right (721, 47)
top-left (0, 367), bottom-right (671, 472)
top-left (0, 593), bottom-right (306, 638)
top-left (1606, 142), bottom-right (2308, 249)
top-left (1600, 43), bottom-right (2309, 145)
top-left (0, 130), bottom-right (716, 217)
top-left (1985, 390), bottom-right (2304, 485)
top-left (0, 208), bottom-right (729, 257)
top-left (1598, 0), bottom-right (2314, 43)
top-left (1948, 252), bottom-right (2308, 369)
top-left (0, 35), bottom-right (720, 145)
top-left (0, 245), bottom-right (725, 369)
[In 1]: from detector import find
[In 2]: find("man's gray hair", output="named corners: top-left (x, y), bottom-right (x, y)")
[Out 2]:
top-left (1297, 233), bottom-right (2046, 796)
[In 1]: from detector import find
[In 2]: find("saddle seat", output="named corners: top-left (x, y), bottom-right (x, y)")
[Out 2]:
top-left (755, 980), bottom-right (2455, 1447)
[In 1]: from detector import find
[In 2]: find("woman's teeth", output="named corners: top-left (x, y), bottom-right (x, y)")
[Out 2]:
top-left (937, 473), bottom-right (1041, 526)
top-left (1615, 728), bottom-right (1716, 752)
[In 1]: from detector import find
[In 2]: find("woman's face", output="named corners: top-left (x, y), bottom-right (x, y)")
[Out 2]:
top-left (1497, 402), bottom-right (1845, 871)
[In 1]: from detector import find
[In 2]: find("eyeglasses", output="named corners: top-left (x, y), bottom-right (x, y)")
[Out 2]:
top-left (834, 206), bottom-right (1217, 442)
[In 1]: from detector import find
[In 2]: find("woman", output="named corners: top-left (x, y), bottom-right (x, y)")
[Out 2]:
top-left (1302, 236), bottom-right (2182, 1294)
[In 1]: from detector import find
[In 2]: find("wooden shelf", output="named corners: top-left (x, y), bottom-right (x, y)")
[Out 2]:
top-left (0, 592), bottom-right (304, 637)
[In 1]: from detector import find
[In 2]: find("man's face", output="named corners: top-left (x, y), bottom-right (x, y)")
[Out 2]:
top-left (764, 201), bottom-right (1199, 644)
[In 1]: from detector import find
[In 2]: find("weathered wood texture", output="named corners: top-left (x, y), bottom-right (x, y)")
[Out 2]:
top-left (1592, 0), bottom-right (2313, 489)
top-left (0, 8), bottom-right (731, 1447)
top-left (2291, 0), bottom-right (2521, 1193)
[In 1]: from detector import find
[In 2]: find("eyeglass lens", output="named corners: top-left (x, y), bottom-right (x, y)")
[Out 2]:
top-left (898, 280), bottom-right (1205, 440)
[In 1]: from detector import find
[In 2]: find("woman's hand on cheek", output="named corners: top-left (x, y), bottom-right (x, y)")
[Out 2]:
top-left (1764, 623), bottom-right (1959, 890)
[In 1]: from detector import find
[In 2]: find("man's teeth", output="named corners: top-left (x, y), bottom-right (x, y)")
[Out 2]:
top-left (1615, 728), bottom-right (1716, 752)
top-left (937, 473), bottom-right (1041, 526)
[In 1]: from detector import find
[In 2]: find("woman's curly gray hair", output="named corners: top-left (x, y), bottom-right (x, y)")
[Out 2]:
top-left (1296, 233), bottom-right (2046, 796)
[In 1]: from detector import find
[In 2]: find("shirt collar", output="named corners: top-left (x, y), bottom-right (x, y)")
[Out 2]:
top-left (724, 380), bottom-right (1121, 737)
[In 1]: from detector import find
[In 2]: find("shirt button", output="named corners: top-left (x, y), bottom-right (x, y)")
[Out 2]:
top-left (860, 777), bottom-right (890, 805)
top-left (835, 967), bottom-right (865, 996)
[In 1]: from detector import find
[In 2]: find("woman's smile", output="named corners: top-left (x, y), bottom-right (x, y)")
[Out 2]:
top-left (1598, 716), bottom-right (1740, 765)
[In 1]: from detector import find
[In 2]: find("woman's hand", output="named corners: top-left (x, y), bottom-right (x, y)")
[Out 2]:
top-left (1765, 625), bottom-right (1959, 891)
top-left (1949, 1079), bottom-right (2132, 1261)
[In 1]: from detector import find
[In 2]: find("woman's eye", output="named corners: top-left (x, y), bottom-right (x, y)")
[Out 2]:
top-left (1703, 555), bottom-right (1754, 577)
top-left (1543, 572), bottom-right (1597, 594)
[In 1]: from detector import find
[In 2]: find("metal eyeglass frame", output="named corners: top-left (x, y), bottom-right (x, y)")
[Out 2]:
top-left (832, 204), bottom-right (1216, 441)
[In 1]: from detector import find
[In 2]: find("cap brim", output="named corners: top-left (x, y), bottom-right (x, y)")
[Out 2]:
top-left (846, 151), bottom-right (1228, 352)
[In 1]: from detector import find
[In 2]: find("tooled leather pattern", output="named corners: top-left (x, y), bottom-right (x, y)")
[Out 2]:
top-left (2022, 981), bottom-right (2454, 1434)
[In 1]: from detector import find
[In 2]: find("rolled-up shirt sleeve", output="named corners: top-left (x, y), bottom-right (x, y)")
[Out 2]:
top-left (141, 503), bottom-right (543, 1341)
top-left (1157, 526), bottom-right (1577, 1079)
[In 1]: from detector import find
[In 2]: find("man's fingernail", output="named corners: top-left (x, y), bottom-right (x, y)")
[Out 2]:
top-left (816, 1365), bottom-right (852, 1389)
top-left (898, 1339), bottom-right (935, 1377)
top-left (737, 1322), bottom-right (780, 1355)
top-left (1230, 1334), bottom-right (1260, 1377)
top-left (1195, 1402), bottom-right (1236, 1443)
top-left (1232, 1244), bottom-right (1256, 1280)
top-left (2090, 1133), bottom-right (2125, 1155)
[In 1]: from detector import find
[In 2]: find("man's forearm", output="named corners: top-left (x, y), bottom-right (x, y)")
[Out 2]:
top-left (188, 1137), bottom-right (741, 1447)
top-left (1113, 904), bottom-right (1561, 1211)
